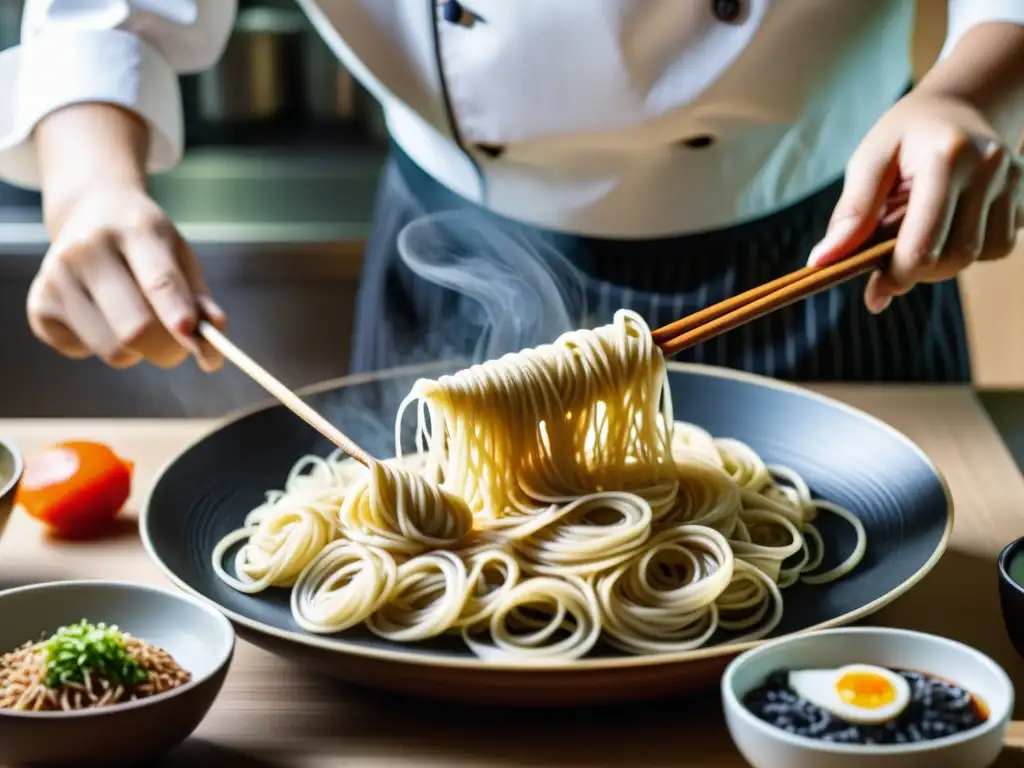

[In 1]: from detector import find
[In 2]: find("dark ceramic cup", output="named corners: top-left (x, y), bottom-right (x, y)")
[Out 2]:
top-left (998, 537), bottom-right (1024, 658)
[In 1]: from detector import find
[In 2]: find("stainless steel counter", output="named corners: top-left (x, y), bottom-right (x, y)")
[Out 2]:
top-left (0, 144), bottom-right (384, 279)
top-left (0, 145), bottom-right (385, 418)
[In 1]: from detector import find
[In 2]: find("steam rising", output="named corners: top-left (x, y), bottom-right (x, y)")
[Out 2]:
top-left (323, 164), bottom-right (593, 458)
top-left (396, 210), bottom-right (587, 363)
top-left (167, 160), bottom-right (593, 458)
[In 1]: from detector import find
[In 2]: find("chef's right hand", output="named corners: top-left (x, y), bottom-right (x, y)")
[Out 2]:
top-left (26, 103), bottom-right (226, 372)
top-left (27, 187), bottom-right (227, 371)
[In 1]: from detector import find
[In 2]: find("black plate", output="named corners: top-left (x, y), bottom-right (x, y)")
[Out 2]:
top-left (141, 363), bottom-right (951, 675)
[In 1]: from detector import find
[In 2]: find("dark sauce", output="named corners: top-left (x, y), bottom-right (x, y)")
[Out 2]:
top-left (742, 668), bottom-right (988, 745)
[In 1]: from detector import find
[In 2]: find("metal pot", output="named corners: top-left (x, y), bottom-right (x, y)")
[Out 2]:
top-left (297, 26), bottom-right (389, 140)
top-left (193, 6), bottom-right (306, 124)
top-left (300, 28), bottom-right (360, 124)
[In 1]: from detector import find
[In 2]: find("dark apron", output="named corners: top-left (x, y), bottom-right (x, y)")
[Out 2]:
top-left (350, 143), bottom-right (970, 383)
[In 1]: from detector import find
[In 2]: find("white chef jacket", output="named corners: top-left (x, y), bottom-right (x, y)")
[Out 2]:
top-left (0, 1), bottom-right (1022, 238)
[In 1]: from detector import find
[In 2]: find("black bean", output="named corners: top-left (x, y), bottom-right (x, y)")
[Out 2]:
top-left (743, 668), bottom-right (987, 746)
top-left (823, 732), bottom-right (847, 743)
top-left (808, 712), bottom-right (831, 736)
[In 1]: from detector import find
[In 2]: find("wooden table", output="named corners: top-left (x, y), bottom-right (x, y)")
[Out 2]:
top-left (2, 386), bottom-right (1024, 767)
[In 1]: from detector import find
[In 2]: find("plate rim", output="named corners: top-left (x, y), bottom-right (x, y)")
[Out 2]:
top-left (139, 362), bottom-right (955, 672)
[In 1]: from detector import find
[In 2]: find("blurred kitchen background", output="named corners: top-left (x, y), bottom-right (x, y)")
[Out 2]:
top-left (0, 1), bottom-right (1021, 418)
top-left (0, 0), bottom-right (386, 417)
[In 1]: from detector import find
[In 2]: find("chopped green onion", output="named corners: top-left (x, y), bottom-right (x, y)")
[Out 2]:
top-left (41, 620), bottom-right (148, 689)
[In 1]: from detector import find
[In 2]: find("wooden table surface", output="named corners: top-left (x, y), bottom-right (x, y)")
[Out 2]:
top-left (2, 385), bottom-right (1024, 767)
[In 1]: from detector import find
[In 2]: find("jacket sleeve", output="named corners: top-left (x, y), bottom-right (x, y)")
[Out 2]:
top-left (0, 1), bottom-right (236, 189)
top-left (943, 0), bottom-right (1024, 59)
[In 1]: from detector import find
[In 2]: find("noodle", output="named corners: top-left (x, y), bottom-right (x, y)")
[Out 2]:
top-left (211, 450), bottom-right (356, 593)
top-left (595, 525), bottom-right (735, 654)
top-left (291, 540), bottom-right (398, 633)
top-left (509, 492), bottom-right (653, 577)
top-left (464, 576), bottom-right (602, 662)
top-left (455, 549), bottom-right (521, 630)
top-left (0, 634), bottom-right (191, 712)
top-left (339, 461), bottom-right (474, 555)
top-left (212, 310), bottom-right (868, 661)
top-left (366, 551), bottom-right (469, 642)
top-left (399, 311), bottom-right (679, 525)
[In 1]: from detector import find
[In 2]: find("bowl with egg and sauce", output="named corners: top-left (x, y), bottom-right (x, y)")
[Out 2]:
top-left (721, 627), bottom-right (1013, 768)
top-left (0, 439), bottom-right (23, 541)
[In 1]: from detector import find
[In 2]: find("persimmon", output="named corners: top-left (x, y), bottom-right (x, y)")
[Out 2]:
top-left (16, 442), bottom-right (133, 537)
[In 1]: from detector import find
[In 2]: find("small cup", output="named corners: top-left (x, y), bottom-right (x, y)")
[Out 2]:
top-left (998, 537), bottom-right (1024, 658)
top-left (0, 439), bottom-right (24, 542)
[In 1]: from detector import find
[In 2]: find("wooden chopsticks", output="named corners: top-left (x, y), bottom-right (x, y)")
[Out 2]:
top-left (651, 238), bottom-right (896, 358)
top-left (198, 321), bottom-right (374, 467)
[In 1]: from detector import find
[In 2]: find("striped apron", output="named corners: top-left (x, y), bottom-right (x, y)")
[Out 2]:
top-left (350, 144), bottom-right (971, 383)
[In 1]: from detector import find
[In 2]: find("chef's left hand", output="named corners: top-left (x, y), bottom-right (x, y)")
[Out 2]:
top-left (807, 88), bottom-right (1022, 314)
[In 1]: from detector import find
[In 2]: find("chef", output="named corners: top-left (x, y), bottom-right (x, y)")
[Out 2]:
top-left (0, 1), bottom-right (1022, 382)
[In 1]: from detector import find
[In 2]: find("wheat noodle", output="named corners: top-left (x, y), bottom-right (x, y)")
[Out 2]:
top-left (212, 310), bottom-right (867, 661)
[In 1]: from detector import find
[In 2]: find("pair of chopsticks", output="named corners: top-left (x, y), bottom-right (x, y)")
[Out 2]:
top-left (198, 236), bottom-right (896, 464)
top-left (651, 238), bottom-right (896, 358)
top-left (199, 322), bottom-right (374, 467)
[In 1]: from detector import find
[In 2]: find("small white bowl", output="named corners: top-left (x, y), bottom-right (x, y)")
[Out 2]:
top-left (0, 580), bottom-right (235, 765)
top-left (722, 628), bottom-right (1013, 768)
top-left (0, 438), bottom-right (23, 541)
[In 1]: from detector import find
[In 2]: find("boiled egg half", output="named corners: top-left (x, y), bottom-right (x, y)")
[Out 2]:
top-left (789, 664), bottom-right (911, 724)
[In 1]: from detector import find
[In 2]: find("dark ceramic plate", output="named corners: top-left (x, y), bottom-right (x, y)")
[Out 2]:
top-left (141, 363), bottom-right (952, 706)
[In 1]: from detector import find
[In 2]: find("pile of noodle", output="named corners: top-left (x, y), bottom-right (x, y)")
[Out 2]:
top-left (213, 310), bottom-right (867, 661)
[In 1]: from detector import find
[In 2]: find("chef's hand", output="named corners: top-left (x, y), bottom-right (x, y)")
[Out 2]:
top-left (28, 187), bottom-right (227, 370)
top-left (26, 104), bottom-right (226, 371)
top-left (807, 89), bottom-right (1022, 314)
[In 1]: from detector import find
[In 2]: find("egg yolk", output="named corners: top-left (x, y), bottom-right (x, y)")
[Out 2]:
top-left (835, 672), bottom-right (897, 709)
